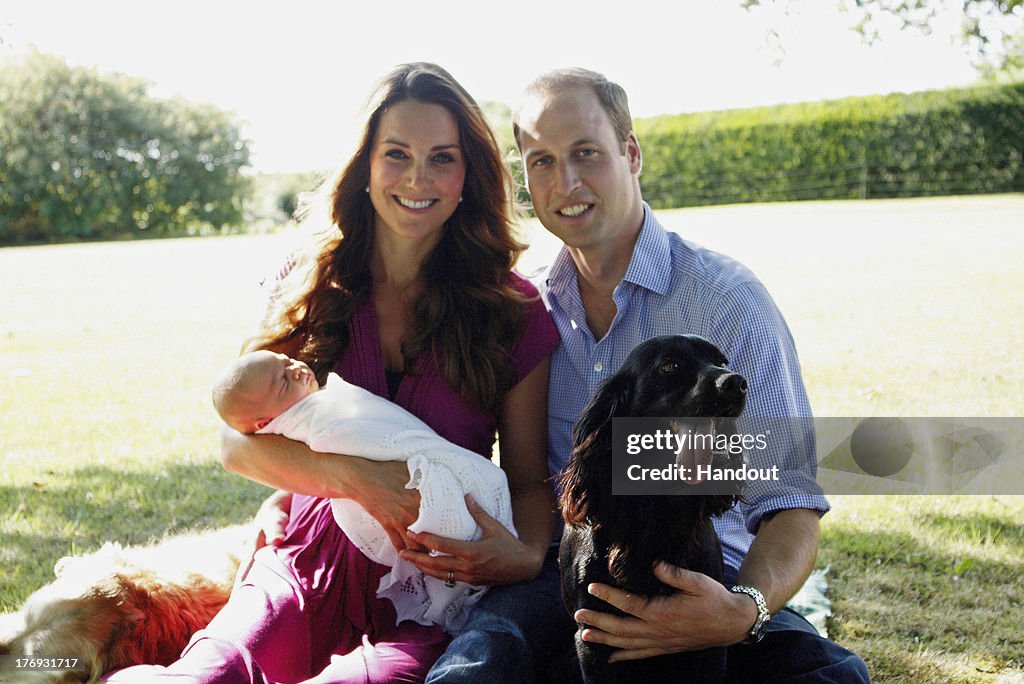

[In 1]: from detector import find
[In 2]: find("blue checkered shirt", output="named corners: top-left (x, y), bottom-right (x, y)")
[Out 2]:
top-left (541, 203), bottom-right (829, 572)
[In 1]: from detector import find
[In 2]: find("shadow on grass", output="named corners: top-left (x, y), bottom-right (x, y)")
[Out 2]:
top-left (0, 461), bottom-right (268, 608)
top-left (823, 516), bottom-right (1024, 581)
top-left (821, 522), bottom-right (1024, 681)
top-left (913, 511), bottom-right (1024, 547)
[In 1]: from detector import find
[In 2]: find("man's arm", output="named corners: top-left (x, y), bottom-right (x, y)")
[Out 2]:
top-left (572, 508), bottom-right (820, 660)
top-left (735, 508), bottom-right (820, 614)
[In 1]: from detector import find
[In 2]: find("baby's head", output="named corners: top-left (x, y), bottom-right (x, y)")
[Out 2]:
top-left (213, 350), bottom-right (319, 433)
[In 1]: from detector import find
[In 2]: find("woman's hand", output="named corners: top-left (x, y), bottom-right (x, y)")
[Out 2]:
top-left (399, 494), bottom-right (545, 586)
top-left (240, 455), bottom-right (425, 555)
top-left (343, 459), bottom-right (425, 553)
top-left (253, 489), bottom-right (293, 549)
top-left (222, 424), bottom-right (424, 554)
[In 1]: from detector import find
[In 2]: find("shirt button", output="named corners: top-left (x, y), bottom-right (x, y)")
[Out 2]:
top-left (593, 362), bottom-right (603, 372)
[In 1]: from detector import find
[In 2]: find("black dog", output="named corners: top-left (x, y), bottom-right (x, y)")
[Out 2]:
top-left (558, 335), bottom-right (748, 684)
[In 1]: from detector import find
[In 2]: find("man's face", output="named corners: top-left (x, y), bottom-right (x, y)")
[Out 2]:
top-left (517, 86), bottom-right (643, 253)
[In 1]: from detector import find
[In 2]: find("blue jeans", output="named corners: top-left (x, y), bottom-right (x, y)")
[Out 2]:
top-left (425, 547), bottom-right (576, 683)
top-left (426, 555), bottom-right (870, 683)
top-left (718, 566), bottom-right (870, 683)
top-left (721, 607), bottom-right (870, 683)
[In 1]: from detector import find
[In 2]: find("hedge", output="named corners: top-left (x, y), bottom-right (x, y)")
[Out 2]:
top-left (634, 82), bottom-right (1024, 209)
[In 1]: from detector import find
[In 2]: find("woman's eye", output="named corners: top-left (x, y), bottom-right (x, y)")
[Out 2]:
top-left (385, 149), bottom-right (408, 160)
top-left (660, 361), bottom-right (679, 374)
top-left (432, 153), bottom-right (454, 164)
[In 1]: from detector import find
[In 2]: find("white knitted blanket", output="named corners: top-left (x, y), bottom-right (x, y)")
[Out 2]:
top-left (258, 373), bottom-right (517, 632)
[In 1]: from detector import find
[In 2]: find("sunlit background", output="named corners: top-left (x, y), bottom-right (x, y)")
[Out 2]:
top-left (3, 5), bottom-right (1023, 681)
top-left (0, 0), bottom-right (1000, 173)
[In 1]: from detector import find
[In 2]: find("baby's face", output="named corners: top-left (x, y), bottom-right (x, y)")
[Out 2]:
top-left (248, 351), bottom-right (319, 424)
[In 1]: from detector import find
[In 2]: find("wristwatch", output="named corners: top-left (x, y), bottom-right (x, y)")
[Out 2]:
top-left (730, 584), bottom-right (770, 644)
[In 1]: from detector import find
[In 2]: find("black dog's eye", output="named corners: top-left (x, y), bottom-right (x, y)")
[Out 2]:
top-left (660, 361), bottom-right (679, 374)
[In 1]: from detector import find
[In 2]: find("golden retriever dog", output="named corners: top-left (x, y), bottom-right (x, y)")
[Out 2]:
top-left (0, 525), bottom-right (253, 683)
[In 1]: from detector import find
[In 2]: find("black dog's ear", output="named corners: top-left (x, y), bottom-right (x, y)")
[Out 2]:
top-left (560, 373), bottom-right (632, 528)
top-left (571, 373), bottom-right (632, 449)
top-left (560, 427), bottom-right (613, 528)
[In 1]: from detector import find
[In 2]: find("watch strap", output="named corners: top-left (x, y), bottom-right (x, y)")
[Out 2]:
top-left (730, 584), bottom-right (770, 644)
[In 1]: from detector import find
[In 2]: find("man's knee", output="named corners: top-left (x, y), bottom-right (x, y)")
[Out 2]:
top-left (828, 650), bottom-right (871, 683)
top-left (426, 628), bottom-right (532, 684)
top-left (728, 628), bottom-right (871, 683)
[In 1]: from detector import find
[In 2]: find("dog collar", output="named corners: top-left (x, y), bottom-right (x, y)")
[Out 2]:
top-left (730, 584), bottom-right (770, 644)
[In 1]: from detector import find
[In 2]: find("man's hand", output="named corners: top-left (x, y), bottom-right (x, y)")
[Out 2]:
top-left (399, 494), bottom-right (544, 586)
top-left (573, 562), bottom-right (756, 663)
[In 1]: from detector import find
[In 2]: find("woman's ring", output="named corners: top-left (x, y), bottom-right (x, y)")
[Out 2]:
top-left (444, 570), bottom-right (456, 588)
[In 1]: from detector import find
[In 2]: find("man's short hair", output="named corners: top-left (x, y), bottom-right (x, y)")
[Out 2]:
top-left (514, 68), bottom-right (634, 147)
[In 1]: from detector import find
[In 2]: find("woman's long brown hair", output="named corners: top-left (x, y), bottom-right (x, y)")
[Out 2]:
top-left (252, 63), bottom-right (526, 414)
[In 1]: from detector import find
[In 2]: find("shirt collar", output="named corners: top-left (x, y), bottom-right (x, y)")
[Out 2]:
top-left (622, 203), bottom-right (671, 295)
top-left (544, 202), bottom-right (671, 297)
top-left (545, 245), bottom-right (578, 300)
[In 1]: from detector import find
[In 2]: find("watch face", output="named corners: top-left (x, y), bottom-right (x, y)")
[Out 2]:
top-left (752, 619), bottom-right (769, 642)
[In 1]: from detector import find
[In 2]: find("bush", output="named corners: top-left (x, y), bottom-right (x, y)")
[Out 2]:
top-left (0, 50), bottom-right (252, 245)
top-left (635, 82), bottom-right (1024, 209)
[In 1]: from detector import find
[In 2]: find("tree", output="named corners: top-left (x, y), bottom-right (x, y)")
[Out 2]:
top-left (0, 49), bottom-right (251, 244)
top-left (742, 0), bottom-right (1024, 79)
top-left (480, 101), bottom-right (517, 158)
top-left (480, 101), bottom-right (532, 209)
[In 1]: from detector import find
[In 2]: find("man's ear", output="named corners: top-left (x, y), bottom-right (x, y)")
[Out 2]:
top-left (254, 417), bottom-right (271, 431)
top-left (626, 132), bottom-right (642, 175)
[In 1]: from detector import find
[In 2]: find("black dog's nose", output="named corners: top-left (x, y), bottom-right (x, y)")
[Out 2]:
top-left (718, 373), bottom-right (748, 395)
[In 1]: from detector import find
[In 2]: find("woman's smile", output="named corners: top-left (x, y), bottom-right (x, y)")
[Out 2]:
top-left (395, 196), bottom-right (438, 211)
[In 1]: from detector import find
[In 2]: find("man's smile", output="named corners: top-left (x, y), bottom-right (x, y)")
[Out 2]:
top-left (557, 203), bottom-right (593, 217)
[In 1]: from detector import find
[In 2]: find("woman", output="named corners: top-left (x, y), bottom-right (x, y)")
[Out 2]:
top-left (108, 62), bottom-right (559, 683)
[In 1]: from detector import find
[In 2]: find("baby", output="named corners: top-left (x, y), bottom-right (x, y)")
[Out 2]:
top-left (212, 350), bottom-right (320, 434)
top-left (212, 350), bottom-right (517, 632)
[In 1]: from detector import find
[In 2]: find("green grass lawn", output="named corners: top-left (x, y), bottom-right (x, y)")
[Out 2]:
top-left (2, 195), bottom-right (1023, 682)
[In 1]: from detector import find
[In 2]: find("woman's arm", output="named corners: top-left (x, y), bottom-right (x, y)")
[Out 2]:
top-left (401, 356), bottom-right (558, 585)
top-left (495, 355), bottom-right (559, 567)
top-left (221, 427), bottom-right (421, 552)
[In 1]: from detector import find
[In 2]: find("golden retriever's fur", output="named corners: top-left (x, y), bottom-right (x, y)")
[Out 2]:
top-left (0, 525), bottom-right (253, 683)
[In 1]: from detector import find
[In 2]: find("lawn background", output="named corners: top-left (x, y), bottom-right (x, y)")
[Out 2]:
top-left (2, 195), bottom-right (1022, 682)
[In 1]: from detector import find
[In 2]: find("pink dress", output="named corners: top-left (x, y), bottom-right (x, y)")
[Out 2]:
top-left (106, 274), bottom-right (558, 684)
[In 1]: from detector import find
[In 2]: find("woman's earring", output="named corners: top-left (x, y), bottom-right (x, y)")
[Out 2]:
top-left (365, 186), bottom-right (370, 193)
top-left (458, 196), bottom-right (463, 203)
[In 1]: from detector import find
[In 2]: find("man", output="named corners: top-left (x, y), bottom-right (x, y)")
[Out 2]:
top-left (509, 68), bottom-right (870, 681)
